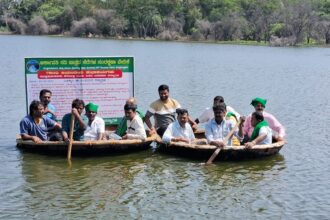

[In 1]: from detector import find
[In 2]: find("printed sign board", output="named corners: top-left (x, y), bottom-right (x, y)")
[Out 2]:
top-left (25, 57), bottom-right (134, 125)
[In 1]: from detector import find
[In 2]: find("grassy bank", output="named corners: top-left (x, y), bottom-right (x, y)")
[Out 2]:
top-left (1, 32), bottom-right (328, 48)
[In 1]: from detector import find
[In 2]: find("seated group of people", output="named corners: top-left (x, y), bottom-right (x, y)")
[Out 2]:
top-left (20, 86), bottom-right (286, 149)
top-left (19, 90), bottom-right (146, 143)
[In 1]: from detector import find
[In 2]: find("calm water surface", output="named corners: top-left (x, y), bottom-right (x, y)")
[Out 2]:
top-left (0, 35), bottom-right (329, 219)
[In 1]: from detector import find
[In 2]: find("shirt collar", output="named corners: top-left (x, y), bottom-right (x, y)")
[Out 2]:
top-left (174, 120), bottom-right (186, 129)
top-left (211, 118), bottom-right (226, 126)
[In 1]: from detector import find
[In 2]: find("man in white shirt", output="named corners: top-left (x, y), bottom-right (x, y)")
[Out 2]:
top-left (84, 103), bottom-right (105, 140)
top-left (122, 103), bottom-right (147, 140)
top-left (162, 108), bottom-right (195, 143)
top-left (205, 103), bottom-right (244, 148)
top-left (195, 96), bottom-right (240, 124)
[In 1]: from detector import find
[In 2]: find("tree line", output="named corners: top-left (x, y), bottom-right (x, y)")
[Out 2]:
top-left (1, 0), bottom-right (329, 46)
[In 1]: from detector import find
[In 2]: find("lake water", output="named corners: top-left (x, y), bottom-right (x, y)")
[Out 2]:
top-left (0, 35), bottom-right (329, 219)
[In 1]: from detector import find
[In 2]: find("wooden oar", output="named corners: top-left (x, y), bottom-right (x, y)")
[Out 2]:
top-left (67, 114), bottom-right (75, 160)
top-left (204, 119), bottom-right (242, 165)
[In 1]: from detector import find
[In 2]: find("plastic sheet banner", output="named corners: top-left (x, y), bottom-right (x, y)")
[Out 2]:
top-left (25, 57), bottom-right (134, 125)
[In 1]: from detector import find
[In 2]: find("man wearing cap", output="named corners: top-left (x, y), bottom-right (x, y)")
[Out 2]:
top-left (243, 97), bottom-right (285, 142)
top-left (84, 102), bottom-right (105, 140)
top-left (162, 108), bottom-right (195, 143)
top-left (62, 99), bottom-right (88, 141)
top-left (195, 96), bottom-right (240, 124)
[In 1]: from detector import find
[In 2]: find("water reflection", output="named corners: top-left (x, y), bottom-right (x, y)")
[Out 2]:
top-left (114, 154), bottom-right (286, 218)
top-left (19, 151), bottom-right (153, 218)
top-left (202, 154), bottom-right (286, 184)
top-left (17, 149), bottom-right (285, 218)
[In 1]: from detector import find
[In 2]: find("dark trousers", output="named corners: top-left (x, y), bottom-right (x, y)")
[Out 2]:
top-left (47, 128), bottom-right (63, 141)
top-left (157, 127), bottom-right (167, 138)
top-left (241, 135), bottom-right (250, 145)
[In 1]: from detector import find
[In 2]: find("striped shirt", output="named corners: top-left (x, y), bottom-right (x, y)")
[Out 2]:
top-left (147, 98), bottom-right (181, 129)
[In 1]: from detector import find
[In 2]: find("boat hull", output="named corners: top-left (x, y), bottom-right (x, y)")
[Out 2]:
top-left (157, 141), bottom-right (285, 161)
top-left (16, 135), bottom-right (157, 156)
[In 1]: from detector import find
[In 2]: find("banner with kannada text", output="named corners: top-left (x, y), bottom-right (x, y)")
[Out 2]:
top-left (25, 57), bottom-right (134, 125)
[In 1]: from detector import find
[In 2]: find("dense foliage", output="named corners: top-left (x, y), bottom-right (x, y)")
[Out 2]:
top-left (1, 0), bottom-right (329, 45)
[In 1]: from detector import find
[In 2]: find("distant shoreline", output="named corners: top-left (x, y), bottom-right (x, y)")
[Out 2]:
top-left (1, 32), bottom-right (328, 48)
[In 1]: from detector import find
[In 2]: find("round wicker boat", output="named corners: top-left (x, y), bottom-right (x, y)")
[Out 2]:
top-left (16, 134), bottom-right (158, 156)
top-left (157, 139), bottom-right (285, 160)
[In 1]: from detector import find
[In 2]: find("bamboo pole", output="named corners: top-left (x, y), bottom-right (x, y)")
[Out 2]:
top-left (204, 120), bottom-right (242, 165)
top-left (67, 114), bottom-right (75, 160)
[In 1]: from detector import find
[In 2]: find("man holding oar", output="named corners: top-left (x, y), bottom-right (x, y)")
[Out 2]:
top-left (62, 99), bottom-right (88, 141)
top-left (205, 103), bottom-right (244, 148)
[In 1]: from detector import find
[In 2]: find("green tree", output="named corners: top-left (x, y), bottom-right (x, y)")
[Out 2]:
top-left (35, 2), bottom-right (64, 24)
top-left (184, 7), bottom-right (202, 34)
top-left (10, 0), bottom-right (43, 22)
top-left (240, 0), bottom-right (282, 42)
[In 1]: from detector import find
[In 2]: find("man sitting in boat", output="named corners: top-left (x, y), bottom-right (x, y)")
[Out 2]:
top-left (39, 89), bottom-right (57, 121)
top-left (195, 95), bottom-right (240, 124)
top-left (243, 97), bottom-right (285, 142)
top-left (245, 111), bottom-right (272, 148)
top-left (62, 99), bottom-right (88, 141)
top-left (83, 103), bottom-right (105, 141)
top-left (116, 97), bottom-right (145, 137)
top-left (145, 84), bottom-right (197, 137)
top-left (205, 103), bottom-right (244, 148)
top-left (121, 103), bottom-right (147, 140)
top-left (19, 100), bottom-right (62, 143)
top-left (162, 108), bottom-right (195, 143)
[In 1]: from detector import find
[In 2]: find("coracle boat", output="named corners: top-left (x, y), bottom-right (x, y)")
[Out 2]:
top-left (16, 133), bottom-right (158, 156)
top-left (157, 138), bottom-right (285, 161)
